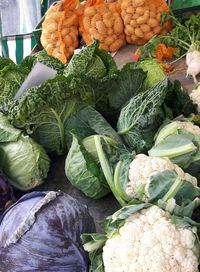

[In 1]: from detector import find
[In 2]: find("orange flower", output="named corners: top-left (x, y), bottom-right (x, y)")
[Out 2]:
top-left (155, 43), bottom-right (178, 62)
top-left (160, 62), bottom-right (174, 73)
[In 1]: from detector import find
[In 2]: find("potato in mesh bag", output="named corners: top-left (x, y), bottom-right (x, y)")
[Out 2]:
top-left (119, 0), bottom-right (171, 45)
top-left (79, 0), bottom-right (126, 52)
top-left (41, 0), bottom-right (80, 64)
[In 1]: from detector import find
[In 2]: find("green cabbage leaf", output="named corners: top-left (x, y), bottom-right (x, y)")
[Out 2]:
top-left (5, 76), bottom-right (94, 155)
top-left (0, 113), bottom-right (50, 191)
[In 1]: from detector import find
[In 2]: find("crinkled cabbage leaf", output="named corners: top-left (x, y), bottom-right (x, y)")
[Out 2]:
top-left (5, 75), bottom-right (95, 155)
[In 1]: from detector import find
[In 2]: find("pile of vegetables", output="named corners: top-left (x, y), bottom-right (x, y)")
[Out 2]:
top-left (39, 0), bottom-right (173, 62)
top-left (0, 12), bottom-right (200, 269)
top-left (79, 0), bottom-right (126, 52)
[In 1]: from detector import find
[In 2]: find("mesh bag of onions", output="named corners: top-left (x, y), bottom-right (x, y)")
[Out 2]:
top-left (40, 0), bottom-right (80, 63)
top-left (119, 0), bottom-right (171, 45)
top-left (79, 0), bottom-right (126, 52)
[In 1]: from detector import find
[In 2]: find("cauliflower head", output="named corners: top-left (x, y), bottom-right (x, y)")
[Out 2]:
top-left (126, 154), bottom-right (197, 200)
top-left (190, 84), bottom-right (200, 113)
top-left (102, 206), bottom-right (199, 272)
top-left (175, 120), bottom-right (200, 135)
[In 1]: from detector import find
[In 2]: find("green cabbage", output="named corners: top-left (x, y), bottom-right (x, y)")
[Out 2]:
top-left (136, 58), bottom-right (166, 90)
top-left (117, 78), bottom-right (197, 153)
top-left (0, 113), bottom-right (50, 190)
top-left (5, 76), bottom-right (94, 155)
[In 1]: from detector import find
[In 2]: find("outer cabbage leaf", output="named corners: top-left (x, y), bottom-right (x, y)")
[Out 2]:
top-left (65, 106), bottom-right (122, 148)
top-left (0, 113), bottom-right (50, 191)
top-left (165, 80), bottom-right (198, 117)
top-left (65, 134), bottom-right (111, 199)
top-left (6, 75), bottom-right (94, 154)
top-left (64, 41), bottom-right (148, 115)
top-left (136, 58), bottom-right (166, 90)
top-left (0, 112), bottom-right (21, 142)
top-left (117, 77), bottom-right (197, 153)
top-left (20, 50), bottom-right (65, 73)
top-left (107, 67), bottom-right (146, 112)
top-left (0, 57), bottom-right (14, 70)
top-left (117, 78), bottom-right (169, 153)
top-left (0, 134), bottom-right (50, 191)
top-left (0, 191), bottom-right (95, 271)
top-left (64, 40), bottom-right (117, 80)
top-left (0, 63), bottom-right (29, 107)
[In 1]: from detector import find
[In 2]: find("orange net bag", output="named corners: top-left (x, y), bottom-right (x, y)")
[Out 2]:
top-left (40, 0), bottom-right (80, 64)
top-left (119, 0), bottom-right (171, 45)
top-left (79, 0), bottom-right (126, 52)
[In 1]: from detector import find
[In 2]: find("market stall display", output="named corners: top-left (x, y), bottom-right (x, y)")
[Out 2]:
top-left (0, 0), bottom-right (200, 271)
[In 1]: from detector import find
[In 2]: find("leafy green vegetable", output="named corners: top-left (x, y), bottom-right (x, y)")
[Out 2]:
top-left (0, 63), bottom-right (29, 108)
top-left (65, 106), bottom-right (122, 148)
top-left (64, 40), bottom-right (148, 114)
top-left (165, 14), bottom-right (200, 52)
top-left (117, 77), bottom-right (169, 153)
top-left (165, 80), bottom-right (198, 117)
top-left (81, 233), bottom-right (107, 272)
top-left (65, 106), bottom-right (126, 199)
top-left (0, 113), bottom-right (50, 191)
top-left (147, 170), bottom-right (200, 217)
top-left (64, 40), bottom-right (117, 80)
top-left (0, 57), bottom-right (14, 70)
top-left (65, 134), bottom-right (121, 199)
top-left (6, 76), bottom-right (94, 155)
top-left (20, 50), bottom-right (65, 73)
top-left (107, 66), bottom-right (146, 112)
top-left (135, 59), bottom-right (166, 90)
top-left (117, 77), bottom-right (197, 153)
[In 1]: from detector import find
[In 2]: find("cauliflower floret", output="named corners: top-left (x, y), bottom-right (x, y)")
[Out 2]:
top-left (189, 84), bottom-right (200, 112)
top-left (176, 120), bottom-right (200, 135)
top-left (126, 154), bottom-right (197, 200)
top-left (103, 206), bottom-right (199, 272)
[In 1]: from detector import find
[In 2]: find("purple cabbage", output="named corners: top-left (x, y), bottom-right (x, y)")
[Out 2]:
top-left (0, 172), bottom-right (14, 214)
top-left (0, 191), bottom-right (95, 271)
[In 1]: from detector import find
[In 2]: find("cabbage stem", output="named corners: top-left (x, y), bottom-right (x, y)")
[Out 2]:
top-left (94, 135), bottom-right (126, 206)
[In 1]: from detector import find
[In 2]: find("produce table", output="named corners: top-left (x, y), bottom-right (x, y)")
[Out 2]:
top-left (37, 44), bottom-right (195, 232)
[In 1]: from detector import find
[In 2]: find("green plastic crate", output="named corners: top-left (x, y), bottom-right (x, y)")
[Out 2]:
top-left (168, 0), bottom-right (200, 16)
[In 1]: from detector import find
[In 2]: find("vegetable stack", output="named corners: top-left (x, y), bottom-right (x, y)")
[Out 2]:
top-left (79, 0), bottom-right (126, 52)
top-left (119, 0), bottom-right (171, 45)
top-left (41, 0), bottom-right (80, 63)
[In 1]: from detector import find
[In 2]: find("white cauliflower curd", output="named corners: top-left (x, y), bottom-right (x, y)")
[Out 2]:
top-left (126, 154), bottom-right (197, 200)
top-left (190, 84), bottom-right (200, 112)
top-left (175, 120), bottom-right (200, 135)
top-left (102, 206), bottom-right (199, 272)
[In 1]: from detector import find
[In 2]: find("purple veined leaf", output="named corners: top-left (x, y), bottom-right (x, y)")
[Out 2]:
top-left (0, 190), bottom-right (95, 272)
